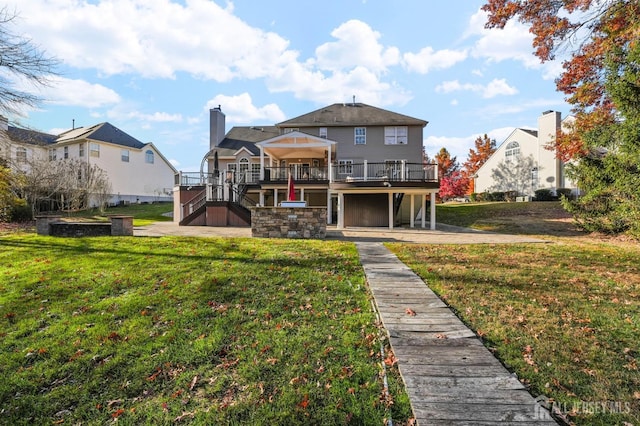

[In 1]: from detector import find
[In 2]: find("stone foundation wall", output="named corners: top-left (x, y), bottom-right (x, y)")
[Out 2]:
top-left (251, 207), bottom-right (326, 239)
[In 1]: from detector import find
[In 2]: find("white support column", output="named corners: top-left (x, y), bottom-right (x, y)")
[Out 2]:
top-left (388, 192), bottom-right (394, 230)
top-left (421, 194), bottom-right (426, 228)
top-left (327, 149), bottom-right (333, 182)
top-left (259, 147), bottom-right (265, 180)
top-left (430, 191), bottom-right (436, 230)
top-left (337, 192), bottom-right (344, 229)
top-left (274, 189), bottom-right (278, 206)
top-left (259, 190), bottom-right (265, 206)
top-left (327, 191), bottom-right (332, 224)
top-left (300, 188), bottom-right (305, 202)
top-left (410, 194), bottom-right (415, 228)
top-left (363, 160), bottom-right (368, 181)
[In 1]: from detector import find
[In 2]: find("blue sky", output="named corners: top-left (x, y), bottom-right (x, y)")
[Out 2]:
top-left (6, 0), bottom-right (569, 171)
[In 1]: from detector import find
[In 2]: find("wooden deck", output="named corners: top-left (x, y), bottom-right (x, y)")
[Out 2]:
top-left (356, 242), bottom-right (558, 425)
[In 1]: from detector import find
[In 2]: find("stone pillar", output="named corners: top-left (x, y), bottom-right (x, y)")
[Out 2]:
top-left (35, 216), bottom-right (62, 236)
top-left (110, 216), bottom-right (134, 236)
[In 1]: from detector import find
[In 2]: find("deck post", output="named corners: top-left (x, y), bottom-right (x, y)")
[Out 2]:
top-left (410, 194), bottom-right (415, 228)
top-left (388, 192), bottom-right (394, 230)
top-left (430, 191), bottom-right (436, 230)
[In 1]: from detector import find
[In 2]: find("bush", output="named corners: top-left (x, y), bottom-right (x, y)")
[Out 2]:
top-left (469, 193), bottom-right (478, 202)
top-left (9, 199), bottom-right (32, 222)
top-left (487, 191), bottom-right (506, 202)
top-left (556, 188), bottom-right (573, 200)
top-left (504, 191), bottom-right (519, 202)
top-left (534, 188), bottom-right (554, 201)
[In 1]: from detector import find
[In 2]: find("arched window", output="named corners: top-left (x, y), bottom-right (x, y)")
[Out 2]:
top-left (145, 149), bottom-right (154, 164)
top-left (505, 141), bottom-right (520, 159)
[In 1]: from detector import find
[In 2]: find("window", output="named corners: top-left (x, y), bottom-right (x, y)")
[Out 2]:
top-left (385, 126), bottom-right (408, 145)
top-left (319, 127), bottom-right (327, 138)
top-left (354, 127), bottom-right (366, 145)
top-left (16, 147), bottom-right (27, 164)
top-left (49, 148), bottom-right (57, 161)
top-left (145, 149), bottom-right (154, 164)
top-left (63, 146), bottom-right (69, 159)
top-left (227, 163), bottom-right (237, 182)
top-left (121, 149), bottom-right (130, 162)
top-left (338, 159), bottom-right (353, 174)
top-left (251, 163), bottom-right (261, 183)
top-left (90, 143), bottom-right (100, 158)
top-left (79, 143), bottom-right (85, 157)
top-left (238, 158), bottom-right (249, 182)
top-left (505, 141), bottom-right (520, 160)
top-left (284, 128), bottom-right (298, 134)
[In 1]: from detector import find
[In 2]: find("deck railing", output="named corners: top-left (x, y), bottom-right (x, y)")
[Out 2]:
top-left (176, 162), bottom-right (437, 186)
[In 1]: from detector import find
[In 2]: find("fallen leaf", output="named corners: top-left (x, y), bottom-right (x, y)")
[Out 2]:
top-left (435, 333), bottom-right (448, 339)
top-left (189, 375), bottom-right (198, 391)
top-left (298, 394), bottom-right (309, 409)
top-left (405, 308), bottom-right (417, 316)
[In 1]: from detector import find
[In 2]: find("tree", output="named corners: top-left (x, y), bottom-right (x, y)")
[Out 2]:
top-left (0, 6), bottom-right (58, 115)
top-left (483, 0), bottom-right (640, 236)
top-left (435, 147), bottom-right (468, 200)
top-left (483, 0), bottom-right (638, 159)
top-left (463, 134), bottom-right (496, 194)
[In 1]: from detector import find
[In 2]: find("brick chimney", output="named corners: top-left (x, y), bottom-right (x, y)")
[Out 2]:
top-left (209, 106), bottom-right (226, 149)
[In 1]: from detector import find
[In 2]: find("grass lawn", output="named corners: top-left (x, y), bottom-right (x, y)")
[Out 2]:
top-left (389, 202), bottom-right (640, 425)
top-left (0, 235), bottom-right (412, 425)
top-left (69, 202), bottom-right (174, 226)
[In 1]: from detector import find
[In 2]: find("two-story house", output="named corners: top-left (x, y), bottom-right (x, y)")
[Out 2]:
top-left (1, 117), bottom-right (177, 209)
top-left (174, 103), bottom-right (439, 229)
top-left (473, 110), bottom-right (577, 197)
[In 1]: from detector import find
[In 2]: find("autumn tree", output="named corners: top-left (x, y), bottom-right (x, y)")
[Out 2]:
top-left (435, 147), bottom-right (468, 201)
top-left (463, 134), bottom-right (496, 194)
top-left (483, 0), bottom-right (640, 236)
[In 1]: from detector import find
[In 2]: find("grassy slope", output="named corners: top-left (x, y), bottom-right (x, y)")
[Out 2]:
top-left (389, 202), bottom-right (640, 425)
top-left (0, 235), bottom-right (411, 425)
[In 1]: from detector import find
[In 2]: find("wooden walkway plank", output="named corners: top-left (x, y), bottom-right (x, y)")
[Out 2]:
top-left (355, 242), bottom-right (558, 426)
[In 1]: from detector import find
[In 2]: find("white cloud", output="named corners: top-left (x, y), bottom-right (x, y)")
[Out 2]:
top-left (205, 93), bottom-right (286, 124)
top-left (11, 0), bottom-right (295, 81)
top-left (436, 78), bottom-right (518, 98)
top-left (403, 47), bottom-right (468, 74)
top-left (465, 9), bottom-right (539, 68)
top-left (315, 20), bottom-right (400, 72)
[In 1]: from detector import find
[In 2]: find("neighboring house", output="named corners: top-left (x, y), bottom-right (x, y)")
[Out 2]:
top-left (174, 103), bottom-right (439, 229)
top-left (473, 110), bottom-right (577, 197)
top-left (0, 116), bottom-right (177, 207)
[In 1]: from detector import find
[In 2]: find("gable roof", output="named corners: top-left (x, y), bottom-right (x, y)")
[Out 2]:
top-left (215, 126), bottom-right (279, 156)
top-left (56, 122), bottom-right (146, 149)
top-left (7, 126), bottom-right (57, 146)
top-left (278, 103), bottom-right (428, 128)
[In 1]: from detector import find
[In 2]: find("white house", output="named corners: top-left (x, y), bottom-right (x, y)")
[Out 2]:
top-left (474, 110), bottom-right (577, 197)
top-left (0, 117), bottom-right (177, 207)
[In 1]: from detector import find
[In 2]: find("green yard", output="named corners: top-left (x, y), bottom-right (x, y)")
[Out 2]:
top-left (1, 201), bottom-right (639, 425)
top-left (0, 235), bottom-right (411, 425)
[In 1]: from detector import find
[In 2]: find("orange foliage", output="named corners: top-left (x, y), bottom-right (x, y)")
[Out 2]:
top-left (483, 0), bottom-right (640, 160)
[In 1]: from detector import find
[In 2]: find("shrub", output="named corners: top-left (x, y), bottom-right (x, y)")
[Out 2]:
top-left (469, 193), bottom-right (478, 202)
top-left (504, 191), bottom-right (519, 202)
top-left (9, 198), bottom-right (32, 222)
top-left (534, 188), bottom-right (554, 201)
top-left (556, 188), bottom-right (573, 200)
top-left (487, 191), bottom-right (506, 202)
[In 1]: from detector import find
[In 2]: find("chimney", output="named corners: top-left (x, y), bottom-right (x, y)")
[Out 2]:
top-left (209, 105), bottom-right (226, 149)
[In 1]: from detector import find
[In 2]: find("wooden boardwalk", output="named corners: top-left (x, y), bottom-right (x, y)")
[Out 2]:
top-left (356, 242), bottom-right (557, 425)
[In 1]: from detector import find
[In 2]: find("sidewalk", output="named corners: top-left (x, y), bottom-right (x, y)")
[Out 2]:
top-left (357, 242), bottom-right (557, 425)
top-left (134, 221), bottom-right (546, 244)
